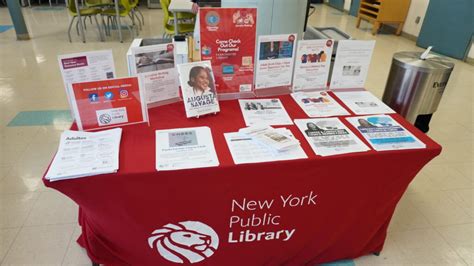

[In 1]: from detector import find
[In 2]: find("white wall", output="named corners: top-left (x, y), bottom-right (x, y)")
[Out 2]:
top-left (402, 0), bottom-right (430, 37)
top-left (468, 44), bottom-right (474, 59)
top-left (343, 0), bottom-right (351, 11)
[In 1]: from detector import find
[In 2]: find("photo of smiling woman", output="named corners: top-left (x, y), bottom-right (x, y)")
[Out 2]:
top-left (187, 66), bottom-right (216, 97)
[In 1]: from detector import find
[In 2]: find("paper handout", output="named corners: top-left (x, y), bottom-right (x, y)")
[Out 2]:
top-left (238, 99), bottom-right (293, 126)
top-left (334, 91), bottom-right (395, 115)
top-left (291, 91), bottom-right (349, 117)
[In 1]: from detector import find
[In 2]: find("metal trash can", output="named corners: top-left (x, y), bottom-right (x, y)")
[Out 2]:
top-left (382, 50), bottom-right (454, 133)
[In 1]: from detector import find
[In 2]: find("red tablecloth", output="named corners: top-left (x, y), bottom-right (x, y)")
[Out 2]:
top-left (43, 93), bottom-right (441, 265)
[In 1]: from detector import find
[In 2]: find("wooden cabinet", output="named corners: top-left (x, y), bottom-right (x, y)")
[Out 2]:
top-left (356, 0), bottom-right (411, 35)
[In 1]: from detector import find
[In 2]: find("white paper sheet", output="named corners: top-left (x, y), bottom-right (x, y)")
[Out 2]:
top-left (155, 126), bottom-right (219, 171)
top-left (295, 118), bottom-right (370, 156)
top-left (45, 128), bottom-right (122, 181)
top-left (239, 126), bottom-right (300, 151)
top-left (224, 128), bottom-right (307, 164)
top-left (334, 91), bottom-right (395, 115)
top-left (346, 115), bottom-right (426, 151)
top-left (255, 34), bottom-right (297, 90)
top-left (330, 40), bottom-right (375, 89)
top-left (292, 39), bottom-right (334, 91)
top-left (238, 99), bottom-right (293, 126)
top-left (291, 91), bottom-right (349, 117)
top-left (132, 43), bottom-right (180, 105)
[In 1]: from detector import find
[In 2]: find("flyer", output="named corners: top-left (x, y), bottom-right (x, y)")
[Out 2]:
top-left (346, 115), bottom-right (426, 151)
top-left (292, 39), bottom-right (334, 91)
top-left (291, 91), bottom-right (349, 117)
top-left (255, 33), bottom-right (297, 90)
top-left (239, 126), bottom-right (300, 151)
top-left (334, 91), bottom-right (395, 115)
top-left (295, 118), bottom-right (370, 156)
top-left (155, 126), bottom-right (219, 171)
top-left (238, 99), bottom-right (293, 126)
top-left (200, 8), bottom-right (257, 97)
top-left (330, 40), bottom-right (375, 89)
top-left (224, 128), bottom-right (307, 165)
top-left (69, 77), bottom-right (148, 131)
top-left (58, 50), bottom-right (116, 111)
top-left (177, 61), bottom-right (220, 118)
top-left (131, 43), bottom-right (180, 106)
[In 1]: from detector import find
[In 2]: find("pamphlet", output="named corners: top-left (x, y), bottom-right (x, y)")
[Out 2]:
top-left (330, 40), bottom-right (375, 89)
top-left (200, 7), bottom-right (257, 97)
top-left (131, 43), bottom-right (180, 105)
top-left (346, 115), bottom-right (426, 151)
top-left (295, 118), bottom-right (370, 156)
top-left (177, 61), bottom-right (220, 118)
top-left (45, 128), bottom-right (122, 181)
top-left (69, 77), bottom-right (148, 131)
top-left (255, 34), bottom-right (297, 90)
top-left (238, 99), bottom-right (293, 126)
top-left (291, 91), bottom-right (349, 117)
top-left (239, 126), bottom-right (300, 151)
top-left (334, 91), bottom-right (395, 115)
top-left (292, 39), bottom-right (334, 91)
top-left (224, 128), bottom-right (307, 164)
top-left (155, 126), bottom-right (219, 171)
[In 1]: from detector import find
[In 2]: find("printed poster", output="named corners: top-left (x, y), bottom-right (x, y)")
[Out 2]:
top-left (292, 39), bottom-right (334, 91)
top-left (131, 43), bottom-right (180, 105)
top-left (255, 34), bottom-right (297, 90)
top-left (69, 77), bottom-right (148, 131)
top-left (200, 8), bottom-right (257, 97)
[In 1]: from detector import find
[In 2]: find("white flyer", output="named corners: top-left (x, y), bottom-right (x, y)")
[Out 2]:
top-left (334, 91), bottom-right (395, 115)
top-left (346, 115), bottom-right (426, 151)
top-left (292, 39), bottom-right (334, 91)
top-left (45, 128), bottom-right (122, 181)
top-left (295, 118), bottom-right (370, 156)
top-left (155, 126), bottom-right (219, 171)
top-left (224, 128), bottom-right (307, 164)
top-left (255, 34), bottom-right (297, 90)
top-left (330, 40), bottom-right (375, 89)
top-left (291, 91), bottom-right (349, 117)
top-left (239, 126), bottom-right (300, 151)
top-left (238, 99), bottom-right (293, 126)
top-left (132, 43), bottom-right (180, 105)
top-left (177, 61), bottom-right (220, 118)
top-left (58, 50), bottom-right (116, 112)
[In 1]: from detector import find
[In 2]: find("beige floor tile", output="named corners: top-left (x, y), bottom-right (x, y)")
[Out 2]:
top-left (388, 194), bottom-right (431, 232)
top-left (0, 228), bottom-right (19, 263)
top-left (1, 224), bottom-right (74, 265)
top-left (437, 223), bottom-right (474, 266)
top-left (354, 234), bottom-right (410, 265)
top-left (24, 191), bottom-right (78, 226)
top-left (422, 164), bottom-right (473, 191)
top-left (62, 225), bottom-right (91, 265)
top-left (0, 192), bottom-right (39, 229)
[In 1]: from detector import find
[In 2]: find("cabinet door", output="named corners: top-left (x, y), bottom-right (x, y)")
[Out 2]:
top-left (328, 0), bottom-right (345, 11)
top-left (417, 0), bottom-right (473, 60)
top-left (349, 0), bottom-right (360, 17)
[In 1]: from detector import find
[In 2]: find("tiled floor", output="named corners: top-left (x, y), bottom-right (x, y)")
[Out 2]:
top-left (0, 3), bottom-right (472, 266)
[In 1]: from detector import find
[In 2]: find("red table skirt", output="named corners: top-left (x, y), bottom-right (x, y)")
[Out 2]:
top-left (44, 93), bottom-right (441, 265)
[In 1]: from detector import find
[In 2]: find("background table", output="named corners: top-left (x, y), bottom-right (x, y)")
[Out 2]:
top-left (43, 93), bottom-right (441, 265)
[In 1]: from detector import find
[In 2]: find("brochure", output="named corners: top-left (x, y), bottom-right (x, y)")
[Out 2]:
top-left (45, 128), bottom-right (122, 181)
top-left (224, 128), bottom-right (307, 164)
top-left (292, 39), bottom-right (334, 91)
top-left (69, 77), bottom-right (148, 131)
top-left (291, 91), bottom-right (349, 117)
top-left (200, 7), bottom-right (257, 97)
top-left (334, 91), bottom-right (395, 115)
top-left (330, 40), bottom-right (375, 89)
top-left (295, 118), bottom-right (370, 156)
top-left (155, 126), bottom-right (219, 171)
top-left (177, 61), bottom-right (220, 118)
top-left (255, 33), bottom-right (297, 90)
top-left (346, 115), bottom-right (426, 151)
top-left (58, 50), bottom-right (116, 112)
top-left (131, 43), bottom-right (180, 105)
top-left (239, 126), bottom-right (300, 151)
top-left (238, 99), bottom-right (293, 126)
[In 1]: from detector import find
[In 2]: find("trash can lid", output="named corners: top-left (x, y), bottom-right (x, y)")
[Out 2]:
top-left (393, 51), bottom-right (454, 71)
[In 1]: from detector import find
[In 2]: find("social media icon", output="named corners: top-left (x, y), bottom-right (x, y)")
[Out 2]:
top-left (88, 93), bottom-right (99, 102)
top-left (119, 89), bottom-right (128, 98)
top-left (104, 91), bottom-right (114, 100)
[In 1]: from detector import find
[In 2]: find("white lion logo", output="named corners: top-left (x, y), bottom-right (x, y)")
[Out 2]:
top-left (148, 221), bottom-right (219, 264)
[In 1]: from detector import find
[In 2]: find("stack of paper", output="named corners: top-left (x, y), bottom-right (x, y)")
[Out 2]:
top-left (225, 127), bottom-right (307, 164)
top-left (45, 128), bottom-right (122, 181)
top-left (346, 115), bottom-right (426, 151)
top-left (295, 118), bottom-right (370, 156)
